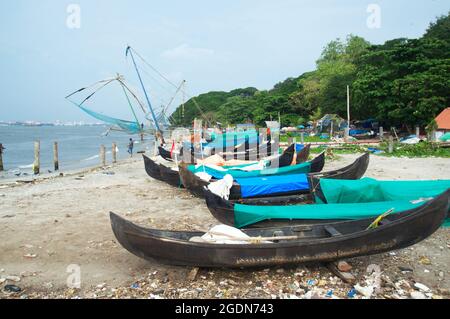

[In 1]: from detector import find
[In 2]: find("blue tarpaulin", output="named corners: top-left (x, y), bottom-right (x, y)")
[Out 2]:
top-left (349, 129), bottom-right (370, 135)
top-left (295, 143), bottom-right (304, 153)
top-left (235, 174), bottom-right (310, 198)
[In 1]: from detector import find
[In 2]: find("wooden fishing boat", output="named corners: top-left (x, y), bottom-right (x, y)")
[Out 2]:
top-left (180, 153), bottom-right (367, 199)
top-left (158, 146), bottom-right (173, 162)
top-left (204, 175), bottom-right (450, 228)
top-left (143, 153), bottom-right (164, 181)
top-left (295, 144), bottom-right (311, 164)
top-left (160, 140), bottom-right (297, 164)
top-left (179, 140), bottom-right (277, 164)
top-left (158, 165), bottom-right (183, 188)
top-left (110, 190), bottom-right (449, 267)
top-left (143, 154), bottom-right (183, 187)
top-left (145, 145), bottom-right (298, 188)
top-left (185, 151), bottom-right (325, 180)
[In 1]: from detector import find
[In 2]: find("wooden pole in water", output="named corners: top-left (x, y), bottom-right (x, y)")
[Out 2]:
top-left (100, 145), bottom-right (106, 167)
top-left (53, 142), bottom-right (59, 171)
top-left (0, 143), bottom-right (4, 172)
top-left (416, 126), bottom-right (420, 137)
top-left (112, 142), bottom-right (117, 164)
top-left (388, 136), bottom-right (394, 154)
top-left (33, 141), bottom-right (40, 175)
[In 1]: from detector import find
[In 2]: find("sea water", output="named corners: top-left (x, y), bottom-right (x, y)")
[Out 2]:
top-left (0, 125), bottom-right (154, 178)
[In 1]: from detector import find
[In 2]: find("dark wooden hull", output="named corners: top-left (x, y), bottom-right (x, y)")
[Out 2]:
top-left (205, 189), bottom-right (319, 227)
top-left (180, 153), bottom-right (368, 200)
top-left (143, 154), bottom-right (182, 188)
top-left (158, 146), bottom-right (173, 162)
top-left (296, 144), bottom-right (311, 164)
top-left (173, 144), bottom-right (294, 195)
top-left (267, 143), bottom-right (295, 168)
top-left (185, 141), bottom-right (276, 163)
top-left (162, 142), bottom-right (307, 164)
top-left (310, 152), bottom-right (369, 180)
top-left (158, 165), bottom-right (183, 188)
top-left (110, 190), bottom-right (448, 267)
top-left (178, 163), bottom-right (209, 197)
top-left (169, 141), bottom-right (273, 164)
top-left (143, 154), bottom-right (163, 181)
top-left (309, 152), bottom-right (325, 173)
top-left (150, 145), bottom-right (297, 190)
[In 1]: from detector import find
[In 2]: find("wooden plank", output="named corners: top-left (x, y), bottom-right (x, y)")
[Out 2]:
top-left (326, 262), bottom-right (356, 284)
top-left (324, 225), bottom-right (342, 237)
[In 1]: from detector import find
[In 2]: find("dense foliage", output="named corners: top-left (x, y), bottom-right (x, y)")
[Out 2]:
top-left (170, 13), bottom-right (450, 130)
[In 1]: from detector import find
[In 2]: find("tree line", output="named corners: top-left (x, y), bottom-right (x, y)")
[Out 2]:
top-left (170, 13), bottom-right (449, 132)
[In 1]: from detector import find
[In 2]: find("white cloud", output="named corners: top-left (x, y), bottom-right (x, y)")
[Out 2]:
top-left (161, 44), bottom-right (214, 60)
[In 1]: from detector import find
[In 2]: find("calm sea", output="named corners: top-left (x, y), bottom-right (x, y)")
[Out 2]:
top-left (0, 125), bottom-right (154, 178)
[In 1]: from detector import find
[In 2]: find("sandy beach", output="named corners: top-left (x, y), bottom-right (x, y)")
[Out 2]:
top-left (0, 153), bottom-right (449, 299)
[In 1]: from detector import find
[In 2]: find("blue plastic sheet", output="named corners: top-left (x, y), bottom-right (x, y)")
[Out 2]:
top-left (236, 174), bottom-right (310, 198)
top-left (295, 143), bottom-right (304, 153)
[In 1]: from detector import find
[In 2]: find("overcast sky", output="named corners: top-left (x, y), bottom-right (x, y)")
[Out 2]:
top-left (0, 0), bottom-right (448, 122)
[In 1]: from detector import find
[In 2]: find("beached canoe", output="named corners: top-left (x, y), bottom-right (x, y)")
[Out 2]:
top-left (185, 152), bottom-right (325, 180)
top-left (110, 190), bottom-right (449, 267)
top-left (142, 154), bottom-right (183, 188)
top-left (168, 140), bottom-right (298, 164)
top-left (179, 153), bottom-right (368, 199)
top-left (295, 144), bottom-right (311, 164)
top-left (157, 146), bottom-right (173, 162)
top-left (204, 177), bottom-right (450, 228)
top-left (145, 145), bottom-right (299, 188)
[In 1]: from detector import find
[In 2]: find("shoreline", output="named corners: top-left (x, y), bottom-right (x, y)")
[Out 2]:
top-left (0, 125), bottom-right (155, 183)
top-left (0, 152), bottom-right (150, 186)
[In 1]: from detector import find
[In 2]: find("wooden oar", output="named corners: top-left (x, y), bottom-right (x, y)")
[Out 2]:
top-left (205, 231), bottom-right (301, 243)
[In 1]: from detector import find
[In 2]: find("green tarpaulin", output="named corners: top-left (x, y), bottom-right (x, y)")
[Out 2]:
top-left (319, 178), bottom-right (450, 203)
top-left (232, 178), bottom-right (450, 228)
top-left (234, 199), bottom-right (428, 228)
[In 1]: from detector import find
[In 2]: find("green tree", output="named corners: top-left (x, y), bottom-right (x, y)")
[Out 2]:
top-left (353, 19), bottom-right (450, 128)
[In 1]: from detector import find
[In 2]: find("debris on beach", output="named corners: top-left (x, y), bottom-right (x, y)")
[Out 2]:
top-left (23, 253), bottom-right (37, 259)
top-left (4, 285), bottom-right (22, 293)
top-left (0, 154), bottom-right (448, 300)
